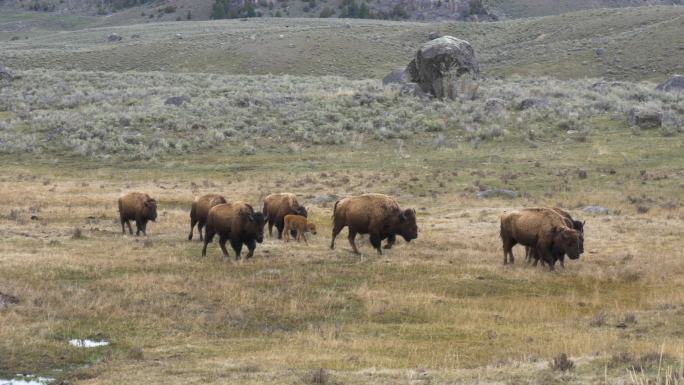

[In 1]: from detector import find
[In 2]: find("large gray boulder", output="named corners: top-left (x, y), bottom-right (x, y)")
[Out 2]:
top-left (405, 36), bottom-right (479, 99)
top-left (108, 33), bottom-right (122, 42)
top-left (655, 75), bottom-right (684, 93)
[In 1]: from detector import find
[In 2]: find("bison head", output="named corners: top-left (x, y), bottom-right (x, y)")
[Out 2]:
top-left (294, 205), bottom-right (308, 218)
top-left (242, 211), bottom-right (266, 243)
top-left (143, 199), bottom-right (158, 221)
top-left (552, 226), bottom-right (581, 260)
top-left (572, 220), bottom-right (585, 234)
top-left (396, 208), bottom-right (418, 242)
top-left (307, 222), bottom-right (317, 235)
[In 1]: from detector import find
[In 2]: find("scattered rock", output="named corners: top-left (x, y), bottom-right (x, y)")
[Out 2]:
top-left (108, 33), bottom-right (122, 42)
top-left (175, 33), bottom-right (183, 40)
top-left (595, 47), bottom-right (606, 57)
top-left (0, 63), bottom-right (14, 81)
top-left (428, 31), bottom-right (441, 40)
top-left (345, 22), bottom-right (352, 29)
top-left (256, 269), bottom-right (281, 278)
top-left (311, 194), bottom-right (339, 206)
top-left (518, 97), bottom-right (549, 110)
top-left (484, 98), bottom-right (506, 114)
top-left (475, 189), bottom-right (518, 199)
top-left (655, 74), bottom-right (684, 93)
top-left (382, 68), bottom-right (408, 86)
top-left (165, 95), bottom-right (191, 106)
top-left (131, 34), bottom-right (141, 39)
top-left (405, 36), bottom-right (480, 99)
top-left (0, 291), bottom-right (19, 309)
top-left (550, 353), bottom-right (574, 372)
top-left (583, 205), bottom-right (609, 214)
top-left (399, 82), bottom-right (431, 98)
top-left (577, 169), bottom-right (587, 179)
top-left (627, 108), bottom-right (662, 129)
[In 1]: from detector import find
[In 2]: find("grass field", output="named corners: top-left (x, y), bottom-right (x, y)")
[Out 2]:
top-left (1, 131), bottom-right (683, 384)
top-left (1, 5), bottom-right (684, 385)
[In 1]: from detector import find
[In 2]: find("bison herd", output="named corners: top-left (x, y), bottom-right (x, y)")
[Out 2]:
top-left (118, 191), bottom-right (585, 270)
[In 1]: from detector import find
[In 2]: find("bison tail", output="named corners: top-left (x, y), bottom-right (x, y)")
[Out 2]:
top-left (331, 200), bottom-right (340, 219)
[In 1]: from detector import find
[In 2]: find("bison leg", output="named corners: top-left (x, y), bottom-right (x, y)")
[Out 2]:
top-left (348, 229), bottom-right (360, 255)
top-left (245, 239), bottom-right (256, 259)
top-left (276, 220), bottom-right (285, 240)
top-left (202, 228), bottom-right (215, 257)
top-left (230, 239), bottom-right (243, 260)
top-left (189, 217), bottom-right (197, 241)
top-left (218, 234), bottom-right (230, 259)
top-left (383, 234), bottom-right (396, 250)
top-left (141, 220), bottom-right (148, 236)
top-left (123, 220), bottom-right (133, 235)
top-left (301, 232), bottom-right (308, 245)
top-left (284, 224), bottom-right (291, 242)
top-left (267, 218), bottom-right (274, 237)
top-left (198, 220), bottom-right (205, 241)
top-left (370, 233), bottom-right (383, 255)
top-left (330, 222), bottom-right (344, 250)
top-left (525, 246), bottom-right (532, 263)
top-left (135, 219), bottom-right (143, 236)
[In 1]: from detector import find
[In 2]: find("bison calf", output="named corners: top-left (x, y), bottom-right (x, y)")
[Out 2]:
top-left (118, 192), bottom-right (157, 236)
top-left (330, 193), bottom-right (418, 255)
top-left (202, 202), bottom-right (265, 260)
top-left (188, 194), bottom-right (227, 241)
top-left (283, 214), bottom-right (317, 244)
top-left (262, 193), bottom-right (307, 239)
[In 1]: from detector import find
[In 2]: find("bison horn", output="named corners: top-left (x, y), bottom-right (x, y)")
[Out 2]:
top-left (248, 214), bottom-right (254, 222)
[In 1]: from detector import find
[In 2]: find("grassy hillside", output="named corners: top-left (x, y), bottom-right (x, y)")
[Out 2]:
top-left (1, 6), bottom-right (683, 80)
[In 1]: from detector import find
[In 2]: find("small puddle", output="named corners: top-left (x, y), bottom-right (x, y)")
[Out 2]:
top-left (0, 375), bottom-right (54, 385)
top-left (68, 339), bottom-right (110, 348)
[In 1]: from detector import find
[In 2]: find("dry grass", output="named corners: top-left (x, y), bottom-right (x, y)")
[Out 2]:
top-left (0, 132), bottom-right (683, 383)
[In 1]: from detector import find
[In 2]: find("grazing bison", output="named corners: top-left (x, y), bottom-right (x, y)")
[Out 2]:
top-left (118, 192), bottom-right (157, 236)
top-left (330, 193), bottom-right (418, 255)
top-left (262, 193), bottom-right (307, 239)
top-left (202, 202), bottom-right (265, 260)
top-left (283, 214), bottom-right (317, 244)
top-left (524, 208), bottom-right (585, 267)
top-left (500, 208), bottom-right (582, 271)
top-left (188, 194), bottom-right (227, 241)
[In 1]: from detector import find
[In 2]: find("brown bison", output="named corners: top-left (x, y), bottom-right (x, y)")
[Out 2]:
top-left (262, 193), bottom-right (307, 239)
top-left (330, 193), bottom-right (418, 255)
top-left (524, 208), bottom-right (585, 267)
top-left (500, 208), bottom-right (582, 271)
top-left (283, 214), bottom-right (317, 244)
top-left (188, 194), bottom-right (227, 241)
top-left (202, 202), bottom-right (265, 260)
top-left (118, 192), bottom-right (157, 236)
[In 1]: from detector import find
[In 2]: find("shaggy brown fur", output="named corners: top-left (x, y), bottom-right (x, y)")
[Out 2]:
top-left (188, 194), bottom-right (227, 241)
top-left (500, 208), bottom-right (582, 271)
top-left (523, 208), bottom-right (585, 267)
top-left (262, 193), bottom-right (307, 239)
top-left (118, 192), bottom-right (157, 236)
top-left (330, 193), bottom-right (418, 255)
top-left (283, 214), bottom-right (317, 244)
top-left (202, 202), bottom-right (265, 260)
